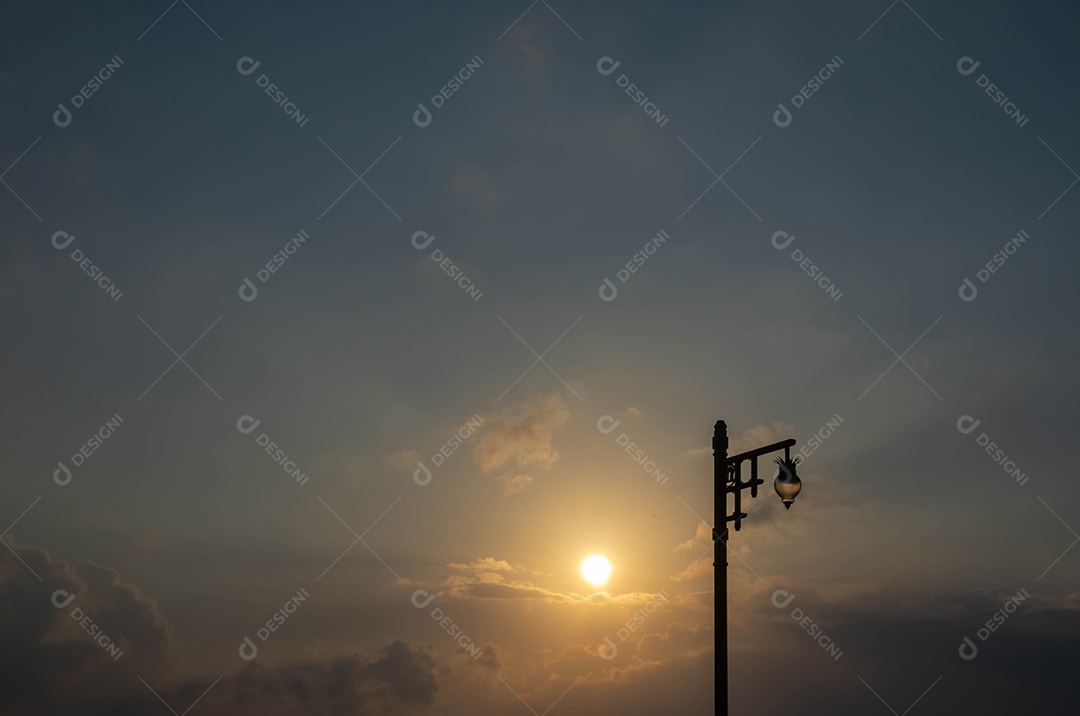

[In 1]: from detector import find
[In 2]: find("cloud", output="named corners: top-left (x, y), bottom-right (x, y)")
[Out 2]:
top-left (439, 569), bottom-right (666, 607)
top-left (472, 394), bottom-right (569, 488)
top-left (497, 473), bottom-right (533, 495)
top-left (0, 538), bottom-right (178, 715)
top-left (540, 622), bottom-right (711, 687)
top-left (383, 448), bottom-right (422, 472)
top-left (460, 642), bottom-right (500, 669)
top-left (730, 576), bottom-right (1080, 714)
top-left (673, 557), bottom-right (713, 582)
top-left (447, 558), bottom-right (523, 573)
top-left (633, 622), bottom-right (713, 666)
top-left (367, 640), bottom-right (440, 704)
top-left (171, 641), bottom-right (441, 716)
top-left (14, 532), bottom-right (1079, 716)
top-left (676, 522), bottom-right (713, 552)
top-left (685, 422), bottom-right (797, 460)
top-left (730, 422), bottom-right (795, 455)
top-left (0, 539), bottom-right (447, 716)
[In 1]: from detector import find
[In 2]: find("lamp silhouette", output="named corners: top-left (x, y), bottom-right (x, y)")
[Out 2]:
top-left (713, 421), bottom-right (802, 716)
top-left (773, 455), bottom-right (802, 509)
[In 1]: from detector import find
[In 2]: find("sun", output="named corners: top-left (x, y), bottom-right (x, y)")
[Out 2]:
top-left (580, 554), bottom-right (612, 586)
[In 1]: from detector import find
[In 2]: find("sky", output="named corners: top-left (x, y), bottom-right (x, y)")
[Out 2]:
top-left (2, 0), bottom-right (1080, 714)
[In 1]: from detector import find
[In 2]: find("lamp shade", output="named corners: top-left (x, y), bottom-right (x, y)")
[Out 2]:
top-left (773, 456), bottom-right (802, 509)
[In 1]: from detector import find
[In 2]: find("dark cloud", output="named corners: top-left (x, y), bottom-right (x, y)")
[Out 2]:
top-left (0, 537), bottom-right (178, 715)
top-left (731, 578), bottom-right (1080, 714)
top-left (368, 640), bottom-right (439, 704)
top-left (194, 641), bottom-right (438, 715)
top-left (0, 539), bottom-right (441, 716)
top-left (460, 643), bottom-right (501, 669)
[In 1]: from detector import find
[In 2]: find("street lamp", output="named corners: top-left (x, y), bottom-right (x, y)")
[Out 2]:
top-left (713, 420), bottom-right (801, 716)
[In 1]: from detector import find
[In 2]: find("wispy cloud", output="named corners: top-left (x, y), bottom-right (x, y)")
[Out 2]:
top-left (383, 448), bottom-right (421, 471)
top-left (448, 557), bottom-right (523, 572)
top-left (472, 394), bottom-right (569, 493)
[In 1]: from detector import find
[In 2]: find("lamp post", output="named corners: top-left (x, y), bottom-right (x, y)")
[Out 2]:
top-left (713, 420), bottom-right (801, 716)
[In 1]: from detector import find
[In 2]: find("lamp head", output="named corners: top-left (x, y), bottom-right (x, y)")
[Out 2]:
top-left (773, 456), bottom-right (802, 509)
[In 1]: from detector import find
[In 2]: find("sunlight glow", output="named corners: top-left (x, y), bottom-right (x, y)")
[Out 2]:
top-left (580, 554), bottom-right (612, 586)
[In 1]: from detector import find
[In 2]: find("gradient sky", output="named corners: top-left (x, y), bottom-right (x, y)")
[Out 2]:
top-left (3, 1), bottom-right (1080, 714)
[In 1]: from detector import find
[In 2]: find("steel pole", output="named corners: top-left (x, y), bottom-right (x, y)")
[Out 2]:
top-left (713, 420), bottom-right (728, 716)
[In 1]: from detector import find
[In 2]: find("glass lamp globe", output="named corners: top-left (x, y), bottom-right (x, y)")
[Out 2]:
top-left (773, 456), bottom-right (802, 509)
